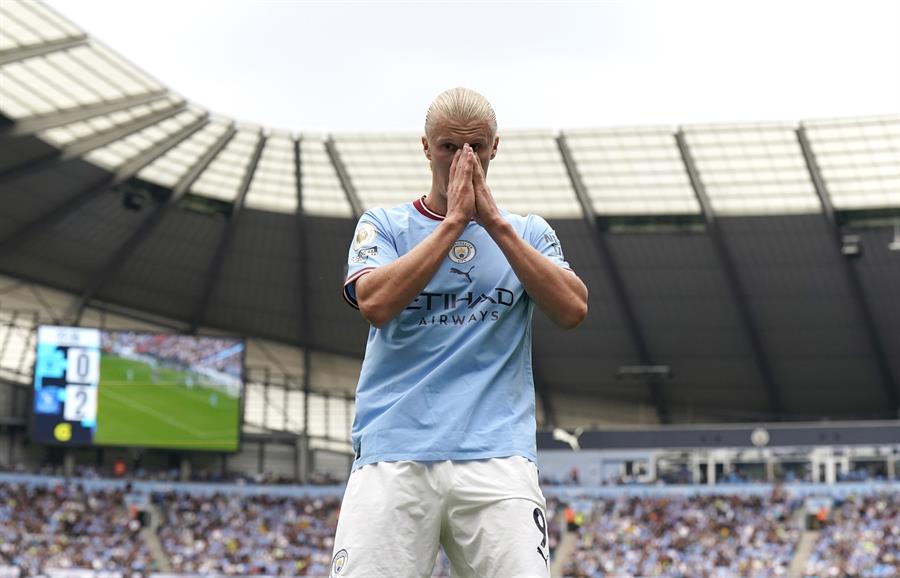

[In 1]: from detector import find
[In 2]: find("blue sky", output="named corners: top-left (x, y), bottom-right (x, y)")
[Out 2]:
top-left (47, 0), bottom-right (900, 133)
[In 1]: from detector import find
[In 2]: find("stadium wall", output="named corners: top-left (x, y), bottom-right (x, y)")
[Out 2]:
top-left (2, 472), bottom-right (896, 500)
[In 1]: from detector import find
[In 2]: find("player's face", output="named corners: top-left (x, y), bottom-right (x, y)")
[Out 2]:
top-left (423, 117), bottom-right (498, 197)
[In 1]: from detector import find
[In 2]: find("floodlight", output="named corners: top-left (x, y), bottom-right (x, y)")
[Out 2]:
top-left (841, 234), bottom-right (862, 257)
top-left (889, 219), bottom-right (900, 252)
top-left (616, 365), bottom-right (673, 379)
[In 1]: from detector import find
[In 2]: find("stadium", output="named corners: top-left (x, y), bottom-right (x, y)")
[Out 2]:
top-left (0, 1), bottom-right (898, 577)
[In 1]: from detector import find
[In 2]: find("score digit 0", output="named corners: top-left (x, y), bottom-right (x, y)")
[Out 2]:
top-left (66, 347), bottom-right (99, 385)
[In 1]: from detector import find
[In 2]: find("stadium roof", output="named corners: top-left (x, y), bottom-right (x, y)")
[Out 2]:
top-left (1, 1), bottom-right (898, 426)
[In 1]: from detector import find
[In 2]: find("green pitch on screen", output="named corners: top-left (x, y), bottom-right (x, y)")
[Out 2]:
top-left (94, 355), bottom-right (241, 452)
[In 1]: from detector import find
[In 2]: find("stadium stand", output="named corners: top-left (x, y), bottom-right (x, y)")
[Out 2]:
top-left (802, 493), bottom-right (899, 578)
top-left (0, 474), bottom-right (555, 578)
top-left (0, 482), bottom-right (154, 576)
top-left (562, 492), bottom-right (803, 577)
top-left (2, 474), bottom-right (898, 578)
top-left (0, 2), bottom-right (899, 577)
top-left (154, 492), bottom-right (338, 576)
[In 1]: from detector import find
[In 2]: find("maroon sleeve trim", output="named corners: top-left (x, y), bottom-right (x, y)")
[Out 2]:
top-left (342, 267), bottom-right (376, 309)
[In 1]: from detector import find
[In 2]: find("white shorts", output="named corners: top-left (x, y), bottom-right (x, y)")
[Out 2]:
top-left (330, 456), bottom-right (551, 578)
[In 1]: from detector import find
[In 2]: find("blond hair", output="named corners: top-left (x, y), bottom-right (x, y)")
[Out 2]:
top-left (424, 87), bottom-right (497, 139)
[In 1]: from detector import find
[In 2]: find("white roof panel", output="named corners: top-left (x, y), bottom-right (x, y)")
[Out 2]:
top-left (44, 49), bottom-right (123, 100)
top-left (0, 71), bottom-right (55, 114)
top-left (137, 118), bottom-right (230, 187)
top-left (0, 85), bottom-right (32, 118)
top-left (804, 115), bottom-right (900, 211)
top-left (0, 37), bottom-right (165, 124)
top-left (333, 132), bottom-right (428, 210)
top-left (566, 127), bottom-right (700, 216)
top-left (38, 94), bottom-right (183, 149)
top-left (334, 130), bottom-right (580, 218)
top-left (85, 106), bottom-right (204, 170)
top-left (245, 134), bottom-right (298, 214)
top-left (683, 123), bottom-right (821, 216)
top-left (0, 6), bottom-right (42, 46)
top-left (1, 3), bottom-right (66, 43)
top-left (90, 41), bottom-right (161, 91)
top-left (1, 60), bottom-right (80, 109)
top-left (23, 2), bottom-right (84, 38)
top-left (1, 0), bottom-right (895, 223)
top-left (300, 135), bottom-right (353, 217)
top-left (488, 131), bottom-right (579, 218)
top-left (189, 127), bottom-right (261, 203)
top-left (0, 29), bottom-right (18, 52)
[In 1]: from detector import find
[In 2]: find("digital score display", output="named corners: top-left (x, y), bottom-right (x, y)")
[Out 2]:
top-left (32, 326), bottom-right (101, 445)
top-left (31, 326), bottom-right (244, 452)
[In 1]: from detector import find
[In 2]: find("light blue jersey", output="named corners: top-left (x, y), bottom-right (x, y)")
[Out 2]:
top-left (342, 197), bottom-right (572, 469)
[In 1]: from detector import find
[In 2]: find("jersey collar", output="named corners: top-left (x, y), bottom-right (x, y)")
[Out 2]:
top-left (413, 196), bottom-right (445, 221)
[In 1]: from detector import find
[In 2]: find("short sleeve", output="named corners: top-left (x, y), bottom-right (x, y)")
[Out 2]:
top-left (526, 214), bottom-right (573, 272)
top-left (342, 210), bottom-right (399, 309)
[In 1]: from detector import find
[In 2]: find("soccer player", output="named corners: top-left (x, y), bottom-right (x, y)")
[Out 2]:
top-left (332, 87), bottom-right (588, 578)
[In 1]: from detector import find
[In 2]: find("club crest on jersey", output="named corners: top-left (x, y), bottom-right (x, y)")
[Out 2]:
top-left (449, 240), bottom-right (476, 264)
top-left (354, 222), bottom-right (377, 249)
top-left (332, 549), bottom-right (348, 576)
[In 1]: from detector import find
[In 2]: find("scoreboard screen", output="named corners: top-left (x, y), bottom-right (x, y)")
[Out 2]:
top-left (31, 326), bottom-right (244, 452)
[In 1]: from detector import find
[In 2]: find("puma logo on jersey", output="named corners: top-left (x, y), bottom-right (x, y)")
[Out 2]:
top-left (552, 427), bottom-right (584, 451)
top-left (450, 266), bottom-right (474, 283)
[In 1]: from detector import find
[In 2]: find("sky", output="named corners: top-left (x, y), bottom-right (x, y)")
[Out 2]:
top-left (45, 0), bottom-right (900, 134)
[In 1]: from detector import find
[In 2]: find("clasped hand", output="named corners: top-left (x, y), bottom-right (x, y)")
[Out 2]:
top-left (446, 144), bottom-right (501, 229)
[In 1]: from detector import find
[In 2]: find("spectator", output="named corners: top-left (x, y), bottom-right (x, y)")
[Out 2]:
top-left (563, 493), bottom-right (802, 578)
top-left (0, 483), bottom-right (153, 576)
top-left (803, 493), bottom-right (899, 578)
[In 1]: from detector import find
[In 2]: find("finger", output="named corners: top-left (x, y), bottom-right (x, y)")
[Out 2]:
top-left (460, 145), bottom-right (474, 181)
top-left (468, 150), bottom-right (486, 194)
top-left (471, 150), bottom-right (486, 185)
top-left (448, 148), bottom-right (463, 184)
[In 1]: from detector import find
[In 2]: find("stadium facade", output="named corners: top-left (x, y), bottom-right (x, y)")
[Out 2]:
top-left (0, 0), bottom-right (899, 477)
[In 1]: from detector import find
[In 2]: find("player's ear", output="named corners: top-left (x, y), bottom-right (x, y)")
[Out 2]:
top-left (490, 136), bottom-right (499, 160)
top-left (422, 136), bottom-right (431, 160)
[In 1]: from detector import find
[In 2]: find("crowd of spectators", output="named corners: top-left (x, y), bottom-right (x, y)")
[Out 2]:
top-left (0, 463), bottom-right (342, 486)
top-left (102, 332), bottom-right (241, 378)
top-left (803, 493), bottom-right (899, 578)
top-left (127, 468), bottom-right (341, 486)
top-left (563, 491), bottom-right (803, 578)
top-left (153, 492), bottom-right (338, 576)
top-left (836, 466), bottom-right (892, 483)
top-left (0, 483), bottom-right (153, 577)
top-left (541, 460), bottom-right (900, 487)
top-left (2, 476), bottom-right (896, 578)
top-left (541, 468), bottom-right (583, 486)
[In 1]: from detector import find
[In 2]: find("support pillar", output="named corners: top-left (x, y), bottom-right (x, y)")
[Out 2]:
top-left (179, 455), bottom-right (191, 482)
top-left (63, 452), bottom-right (75, 478)
top-left (297, 434), bottom-right (310, 484)
top-left (825, 455), bottom-right (836, 485)
top-left (691, 453), bottom-right (702, 485)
